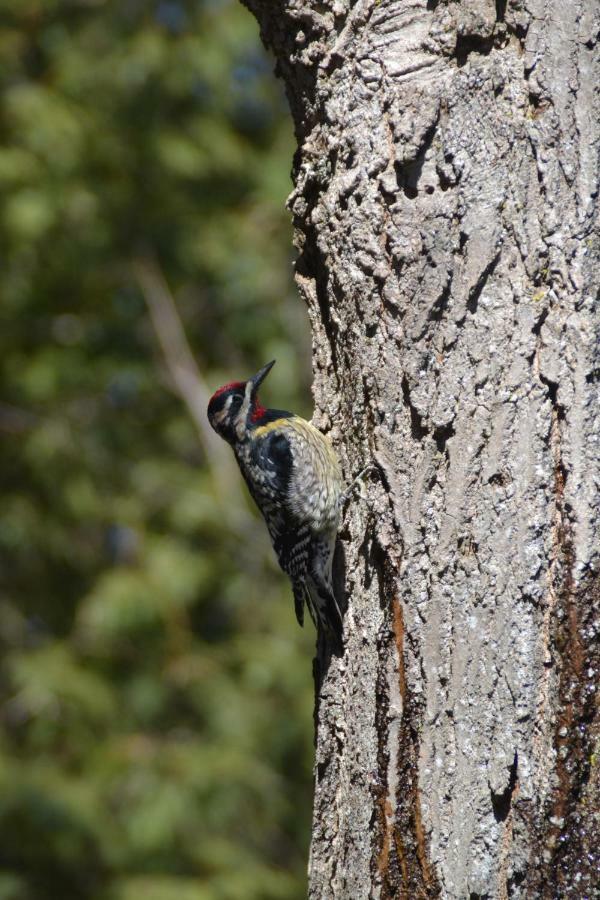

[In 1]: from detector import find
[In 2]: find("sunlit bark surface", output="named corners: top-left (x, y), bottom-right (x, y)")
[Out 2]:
top-left (241, 2), bottom-right (599, 896)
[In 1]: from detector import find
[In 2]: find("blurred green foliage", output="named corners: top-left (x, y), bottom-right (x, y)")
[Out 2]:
top-left (0, 1), bottom-right (315, 898)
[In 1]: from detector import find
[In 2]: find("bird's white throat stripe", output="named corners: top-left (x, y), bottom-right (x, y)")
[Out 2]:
top-left (235, 381), bottom-right (254, 440)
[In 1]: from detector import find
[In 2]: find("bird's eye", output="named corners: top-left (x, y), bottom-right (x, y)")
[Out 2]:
top-left (230, 393), bottom-right (243, 408)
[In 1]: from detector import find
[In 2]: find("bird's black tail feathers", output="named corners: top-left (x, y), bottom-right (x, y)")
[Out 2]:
top-left (296, 577), bottom-right (344, 657)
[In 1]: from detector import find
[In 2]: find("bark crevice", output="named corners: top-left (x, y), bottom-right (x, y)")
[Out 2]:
top-left (372, 543), bottom-right (440, 899)
top-left (490, 752), bottom-right (519, 823)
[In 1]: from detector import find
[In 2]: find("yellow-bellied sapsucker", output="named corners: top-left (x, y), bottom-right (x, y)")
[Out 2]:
top-left (207, 360), bottom-right (344, 653)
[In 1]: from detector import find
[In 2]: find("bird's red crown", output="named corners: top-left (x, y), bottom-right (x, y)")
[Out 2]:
top-left (209, 381), bottom-right (244, 404)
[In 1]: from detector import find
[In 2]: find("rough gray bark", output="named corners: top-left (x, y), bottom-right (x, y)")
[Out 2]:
top-left (241, 1), bottom-right (599, 897)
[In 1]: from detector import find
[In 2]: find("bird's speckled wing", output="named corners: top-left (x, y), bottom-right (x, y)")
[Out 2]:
top-left (244, 415), bottom-right (342, 534)
top-left (282, 418), bottom-right (342, 534)
top-left (237, 417), bottom-right (342, 628)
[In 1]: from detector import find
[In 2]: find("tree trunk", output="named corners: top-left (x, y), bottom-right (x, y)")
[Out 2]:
top-left (241, 1), bottom-right (599, 896)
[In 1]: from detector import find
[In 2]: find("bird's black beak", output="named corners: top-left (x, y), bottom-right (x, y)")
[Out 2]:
top-left (250, 360), bottom-right (275, 395)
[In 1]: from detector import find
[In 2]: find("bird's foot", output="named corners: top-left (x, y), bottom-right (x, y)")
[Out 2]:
top-left (341, 463), bottom-right (379, 507)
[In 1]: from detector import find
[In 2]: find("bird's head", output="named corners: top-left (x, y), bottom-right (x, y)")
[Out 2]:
top-left (207, 360), bottom-right (275, 444)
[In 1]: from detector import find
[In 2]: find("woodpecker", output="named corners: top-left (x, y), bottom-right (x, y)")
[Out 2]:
top-left (207, 360), bottom-right (344, 653)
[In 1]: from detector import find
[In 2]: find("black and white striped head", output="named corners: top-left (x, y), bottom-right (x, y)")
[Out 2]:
top-left (207, 360), bottom-right (275, 445)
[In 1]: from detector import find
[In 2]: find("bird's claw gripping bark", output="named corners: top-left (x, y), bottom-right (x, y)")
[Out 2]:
top-left (341, 463), bottom-right (379, 507)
